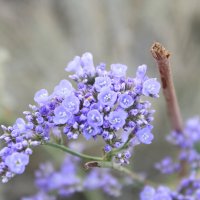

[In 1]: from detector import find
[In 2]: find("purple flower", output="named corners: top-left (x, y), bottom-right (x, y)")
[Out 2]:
top-left (124, 151), bottom-right (131, 159)
top-left (98, 87), bottom-right (117, 106)
top-left (140, 186), bottom-right (155, 200)
top-left (84, 169), bottom-right (122, 196)
top-left (65, 56), bottom-right (82, 73)
top-left (87, 110), bottom-right (103, 127)
top-left (66, 52), bottom-right (95, 76)
top-left (136, 127), bottom-right (154, 144)
top-left (94, 76), bottom-right (111, 92)
top-left (53, 80), bottom-right (74, 98)
top-left (47, 172), bottom-right (66, 190)
top-left (104, 144), bottom-right (112, 153)
top-left (142, 78), bottom-right (160, 97)
top-left (82, 124), bottom-right (99, 140)
top-left (111, 64), bottom-right (127, 77)
top-left (62, 95), bottom-right (80, 114)
top-left (53, 106), bottom-right (72, 125)
top-left (0, 52), bottom-right (159, 185)
top-left (5, 152), bottom-right (29, 174)
top-left (155, 157), bottom-right (180, 174)
top-left (136, 64), bottom-right (147, 79)
top-left (34, 89), bottom-right (49, 104)
top-left (81, 52), bottom-right (95, 75)
top-left (13, 118), bottom-right (26, 133)
top-left (141, 186), bottom-right (172, 200)
top-left (154, 186), bottom-right (172, 200)
top-left (119, 93), bottom-right (134, 108)
top-left (81, 52), bottom-right (94, 71)
top-left (108, 109), bottom-right (128, 129)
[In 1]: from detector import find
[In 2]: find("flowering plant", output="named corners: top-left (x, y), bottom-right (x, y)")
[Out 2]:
top-left (1, 43), bottom-right (200, 200)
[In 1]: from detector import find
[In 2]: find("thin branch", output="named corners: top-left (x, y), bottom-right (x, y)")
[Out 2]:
top-left (105, 134), bottom-right (132, 160)
top-left (85, 161), bottom-right (157, 187)
top-left (44, 142), bottom-right (103, 161)
top-left (151, 42), bottom-right (183, 133)
top-left (151, 42), bottom-right (187, 177)
top-left (45, 142), bottom-right (157, 186)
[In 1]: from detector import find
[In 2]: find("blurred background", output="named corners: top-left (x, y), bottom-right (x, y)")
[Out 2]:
top-left (0, 0), bottom-right (200, 199)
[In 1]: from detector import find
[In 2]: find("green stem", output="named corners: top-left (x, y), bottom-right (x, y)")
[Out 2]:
top-left (85, 161), bottom-right (157, 187)
top-left (44, 142), bottom-right (156, 186)
top-left (105, 134), bottom-right (133, 159)
top-left (44, 142), bottom-right (103, 161)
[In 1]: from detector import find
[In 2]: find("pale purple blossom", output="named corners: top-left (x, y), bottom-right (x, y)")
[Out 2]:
top-left (34, 89), bottom-right (49, 104)
top-left (98, 87), bottom-right (117, 106)
top-left (5, 152), bottom-right (29, 174)
top-left (53, 80), bottom-right (74, 98)
top-left (142, 78), bottom-right (160, 97)
top-left (155, 157), bottom-right (180, 174)
top-left (111, 64), bottom-right (127, 77)
top-left (65, 56), bottom-right (82, 73)
top-left (108, 109), bottom-right (128, 129)
top-left (84, 168), bottom-right (122, 197)
top-left (136, 64), bottom-right (147, 79)
top-left (87, 109), bottom-right (103, 127)
top-left (119, 93), bottom-right (134, 108)
top-left (140, 185), bottom-right (156, 200)
top-left (94, 76), bottom-right (111, 92)
top-left (53, 106), bottom-right (72, 125)
top-left (82, 124), bottom-right (100, 140)
top-left (13, 118), bottom-right (26, 133)
top-left (81, 52), bottom-right (95, 75)
top-left (136, 127), bottom-right (154, 144)
top-left (62, 95), bottom-right (80, 114)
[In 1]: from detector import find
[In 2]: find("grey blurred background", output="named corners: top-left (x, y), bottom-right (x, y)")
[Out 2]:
top-left (0, 0), bottom-right (200, 199)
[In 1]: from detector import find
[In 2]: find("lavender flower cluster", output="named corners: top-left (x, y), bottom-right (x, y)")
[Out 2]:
top-left (156, 116), bottom-right (200, 174)
top-left (22, 142), bottom-right (123, 199)
top-left (140, 117), bottom-right (200, 200)
top-left (0, 52), bottom-right (160, 183)
top-left (140, 172), bottom-right (200, 200)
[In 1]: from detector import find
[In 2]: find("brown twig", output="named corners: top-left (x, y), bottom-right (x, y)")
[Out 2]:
top-left (151, 42), bottom-right (183, 133)
top-left (151, 42), bottom-right (187, 177)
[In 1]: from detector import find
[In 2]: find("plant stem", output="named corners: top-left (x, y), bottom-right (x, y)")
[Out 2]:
top-left (85, 160), bottom-right (157, 187)
top-left (151, 42), bottom-right (187, 176)
top-left (44, 142), bottom-right (103, 161)
top-left (151, 42), bottom-right (183, 133)
top-left (105, 134), bottom-right (133, 160)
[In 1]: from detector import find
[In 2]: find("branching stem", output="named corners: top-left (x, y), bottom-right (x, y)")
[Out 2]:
top-left (44, 142), bottom-right (157, 186)
top-left (85, 161), bottom-right (157, 187)
top-left (44, 142), bottom-right (103, 161)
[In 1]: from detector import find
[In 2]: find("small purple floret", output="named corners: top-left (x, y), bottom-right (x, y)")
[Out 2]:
top-left (65, 56), bottom-right (82, 73)
top-left (53, 80), bottom-right (74, 98)
top-left (62, 95), bottom-right (80, 114)
top-left (136, 64), bottom-right (147, 79)
top-left (142, 78), bottom-right (160, 97)
top-left (108, 109), bottom-right (128, 129)
top-left (94, 76), bottom-right (111, 92)
top-left (87, 109), bottom-right (103, 127)
top-left (98, 87), bottom-right (117, 106)
top-left (53, 106), bottom-right (72, 125)
top-left (119, 93), bottom-right (134, 108)
top-left (111, 64), bottom-right (127, 77)
top-left (136, 127), bottom-right (154, 144)
top-left (5, 152), bottom-right (29, 174)
top-left (34, 89), bottom-right (49, 104)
